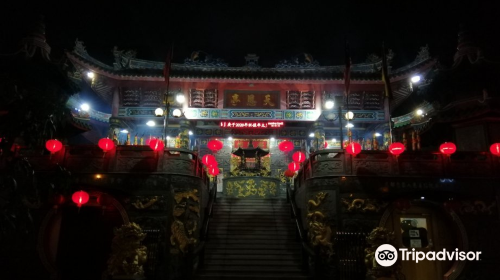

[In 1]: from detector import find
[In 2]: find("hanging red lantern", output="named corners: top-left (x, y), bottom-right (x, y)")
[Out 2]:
top-left (292, 151), bottom-right (306, 163)
top-left (439, 142), bottom-right (457, 155)
top-left (149, 138), bottom-right (164, 151)
top-left (288, 162), bottom-right (300, 172)
top-left (345, 142), bottom-right (362, 156)
top-left (98, 138), bottom-right (115, 152)
top-left (490, 143), bottom-right (500, 156)
top-left (389, 142), bottom-right (405, 155)
top-left (324, 141), bottom-right (328, 148)
top-left (202, 154), bottom-right (216, 166)
top-left (72, 190), bottom-right (90, 207)
top-left (208, 160), bottom-right (218, 168)
top-left (394, 198), bottom-right (411, 211)
top-left (45, 139), bottom-right (63, 153)
top-left (284, 169), bottom-right (295, 177)
top-left (278, 140), bottom-right (294, 152)
top-left (208, 167), bottom-right (219, 176)
top-left (207, 139), bottom-right (224, 152)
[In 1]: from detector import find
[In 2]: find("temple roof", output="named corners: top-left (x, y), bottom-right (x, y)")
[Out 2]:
top-left (67, 40), bottom-right (435, 83)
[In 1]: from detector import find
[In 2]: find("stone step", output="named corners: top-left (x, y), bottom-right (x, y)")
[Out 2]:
top-left (202, 259), bottom-right (302, 266)
top-left (204, 239), bottom-right (299, 245)
top-left (204, 254), bottom-right (301, 261)
top-left (205, 243), bottom-right (301, 250)
top-left (196, 273), bottom-right (310, 280)
top-left (204, 248), bottom-right (301, 255)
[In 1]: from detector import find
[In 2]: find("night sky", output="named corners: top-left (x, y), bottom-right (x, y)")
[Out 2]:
top-left (2, 1), bottom-right (499, 68)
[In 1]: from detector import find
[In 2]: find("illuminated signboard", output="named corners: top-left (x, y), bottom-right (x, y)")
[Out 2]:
top-left (220, 121), bottom-right (284, 129)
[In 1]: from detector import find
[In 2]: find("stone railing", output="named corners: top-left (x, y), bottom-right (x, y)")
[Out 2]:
top-left (11, 145), bottom-right (207, 179)
top-left (296, 149), bottom-right (500, 185)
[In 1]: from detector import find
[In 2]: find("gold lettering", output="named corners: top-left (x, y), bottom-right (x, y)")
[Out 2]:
top-left (247, 94), bottom-right (257, 106)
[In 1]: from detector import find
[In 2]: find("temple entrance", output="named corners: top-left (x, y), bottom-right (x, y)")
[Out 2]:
top-left (383, 203), bottom-right (458, 280)
top-left (223, 138), bottom-right (281, 198)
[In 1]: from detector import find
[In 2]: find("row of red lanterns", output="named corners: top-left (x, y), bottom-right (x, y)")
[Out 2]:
top-left (44, 139), bottom-right (500, 157)
top-left (345, 142), bottom-right (500, 157)
top-left (285, 151), bottom-right (306, 178)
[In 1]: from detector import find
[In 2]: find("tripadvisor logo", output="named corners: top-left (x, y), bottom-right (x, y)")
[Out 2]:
top-left (375, 244), bottom-right (482, 266)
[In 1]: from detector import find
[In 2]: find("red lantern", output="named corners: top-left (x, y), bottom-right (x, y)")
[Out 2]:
top-left (439, 142), bottom-right (457, 155)
top-left (292, 151), bottom-right (306, 163)
top-left (490, 143), bottom-right (500, 156)
top-left (284, 169), bottom-right (295, 177)
top-left (208, 167), bottom-right (219, 176)
top-left (394, 198), bottom-right (411, 211)
top-left (149, 138), bottom-right (164, 151)
top-left (208, 160), bottom-right (218, 168)
top-left (288, 162), bottom-right (300, 172)
top-left (278, 140), bottom-right (294, 152)
top-left (207, 140), bottom-right (223, 152)
top-left (324, 141), bottom-right (328, 148)
top-left (45, 139), bottom-right (63, 153)
top-left (389, 142), bottom-right (405, 155)
top-left (98, 138), bottom-right (115, 152)
top-left (202, 154), bottom-right (216, 166)
top-left (345, 142), bottom-right (362, 156)
top-left (72, 190), bottom-right (90, 207)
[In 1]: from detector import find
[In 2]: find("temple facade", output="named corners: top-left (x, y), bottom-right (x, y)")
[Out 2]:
top-left (1, 19), bottom-right (499, 280)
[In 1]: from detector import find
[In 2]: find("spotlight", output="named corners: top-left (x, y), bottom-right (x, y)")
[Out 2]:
top-left (146, 121), bottom-right (155, 127)
top-left (345, 123), bottom-right (354, 128)
top-left (188, 131), bottom-right (193, 135)
top-left (176, 94), bottom-right (186, 104)
top-left (86, 72), bottom-right (94, 79)
top-left (324, 100), bottom-right (334, 109)
top-left (309, 133), bottom-right (314, 138)
top-left (120, 129), bottom-right (129, 133)
top-left (411, 75), bottom-right (421, 83)
top-left (416, 109), bottom-right (424, 116)
top-left (80, 103), bottom-right (90, 112)
top-left (228, 136), bottom-right (233, 141)
top-left (375, 133), bottom-right (382, 137)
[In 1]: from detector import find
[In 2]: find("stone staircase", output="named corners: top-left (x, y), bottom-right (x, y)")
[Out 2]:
top-left (196, 198), bottom-right (310, 280)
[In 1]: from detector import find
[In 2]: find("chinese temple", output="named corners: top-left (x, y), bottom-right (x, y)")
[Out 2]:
top-left (1, 17), bottom-right (500, 280)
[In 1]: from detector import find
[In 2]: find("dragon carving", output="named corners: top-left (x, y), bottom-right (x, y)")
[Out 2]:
top-left (106, 222), bottom-right (147, 277)
top-left (170, 190), bottom-right (199, 254)
top-left (307, 192), bottom-right (333, 256)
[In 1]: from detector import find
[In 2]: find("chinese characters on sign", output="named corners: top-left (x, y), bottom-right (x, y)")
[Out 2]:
top-left (224, 90), bottom-right (280, 109)
top-left (220, 121), bottom-right (284, 129)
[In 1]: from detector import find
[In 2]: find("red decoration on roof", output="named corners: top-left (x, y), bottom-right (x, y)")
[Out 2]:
top-left (439, 142), bottom-right (456, 155)
top-left (207, 140), bottom-right (224, 152)
top-left (45, 139), bottom-right (63, 153)
top-left (279, 140), bottom-right (294, 152)
top-left (292, 151), bottom-right (306, 163)
top-left (98, 138), bottom-right (115, 152)
top-left (345, 143), bottom-right (362, 156)
top-left (490, 143), bottom-right (500, 156)
top-left (72, 190), bottom-right (90, 207)
top-left (149, 138), bottom-right (164, 152)
top-left (389, 142), bottom-right (405, 155)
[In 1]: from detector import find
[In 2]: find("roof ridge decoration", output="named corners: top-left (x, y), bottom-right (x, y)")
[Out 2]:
top-left (73, 39), bottom-right (114, 70)
top-left (113, 46), bottom-right (137, 70)
top-left (415, 44), bottom-right (430, 63)
top-left (183, 51), bottom-right (228, 67)
top-left (275, 53), bottom-right (320, 69)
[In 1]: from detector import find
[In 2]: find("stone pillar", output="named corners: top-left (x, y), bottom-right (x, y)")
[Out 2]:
top-left (312, 121), bottom-right (326, 152)
top-left (111, 87), bottom-right (120, 117)
top-left (177, 120), bottom-right (190, 149)
top-left (108, 117), bottom-right (121, 143)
